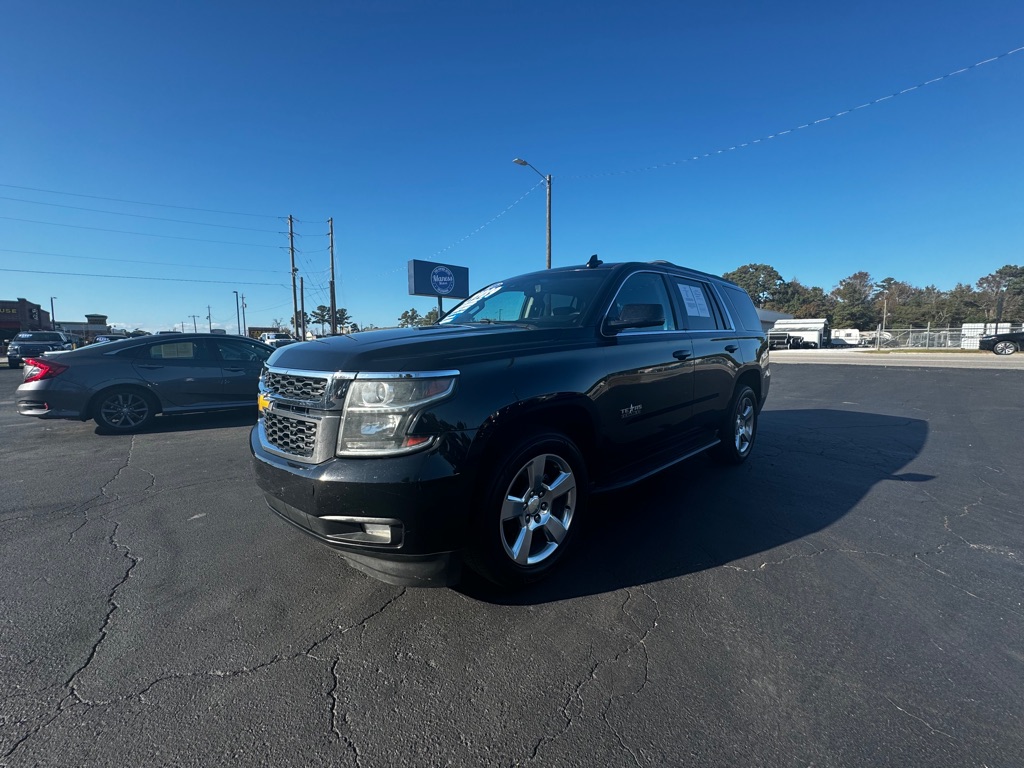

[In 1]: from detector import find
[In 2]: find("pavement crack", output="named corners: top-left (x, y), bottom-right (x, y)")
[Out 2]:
top-left (881, 695), bottom-right (962, 744)
top-left (64, 521), bottom-right (140, 690)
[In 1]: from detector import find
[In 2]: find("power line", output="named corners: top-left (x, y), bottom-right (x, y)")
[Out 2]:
top-left (0, 267), bottom-right (286, 287)
top-left (569, 44), bottom-right (1024, 179)
top-left (0, 182), bottom-right (280, 218)
top-left (0, 247), bottom-right (287, 274)
top-left (429, 178), bottom-right (545, 259)
top-left (0, 215), bottom-right (281, 248)
top-left (0, 195), bottom-right (281, 233)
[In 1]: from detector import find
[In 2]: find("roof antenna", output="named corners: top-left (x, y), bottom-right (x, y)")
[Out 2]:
top-left (586, 254), bottom-right (603, 268)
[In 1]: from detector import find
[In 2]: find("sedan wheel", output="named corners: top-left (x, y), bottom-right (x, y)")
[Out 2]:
top-left (993, 340), bottom-right (1018, 356)
top-left (95, 389), bottom-right (157, 433)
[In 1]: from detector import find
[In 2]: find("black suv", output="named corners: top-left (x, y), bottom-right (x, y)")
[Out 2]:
top-left (7, 331), bottom-right (77, 368)
top-left (251, 259), bottom-right (770, 587)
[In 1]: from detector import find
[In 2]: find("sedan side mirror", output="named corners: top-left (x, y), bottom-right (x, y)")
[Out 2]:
top-left (604, 303), bottom-right (666, 334)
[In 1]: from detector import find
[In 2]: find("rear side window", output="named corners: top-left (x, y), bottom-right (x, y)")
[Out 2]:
top-left (720, 285), bottom-right (764, 333)
top-left (147, 341), bottom-right (206, 361)
top-left (671, 278), bottom-right (722, 331)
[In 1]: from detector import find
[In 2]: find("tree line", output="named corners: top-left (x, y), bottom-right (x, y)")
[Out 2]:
top-left (276, 305), bottom-right (443, 336)
top-left (722, 264), bottom-right (1024, 330)
top-left (279, 263), bottom-right (1024, 335)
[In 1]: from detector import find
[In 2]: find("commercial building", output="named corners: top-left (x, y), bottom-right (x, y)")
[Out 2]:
top-left (0, 298), bottom-right (53, 343)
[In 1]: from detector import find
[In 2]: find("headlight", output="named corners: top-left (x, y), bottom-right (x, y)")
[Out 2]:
top-left (337, 372), bottom-right (457, 456)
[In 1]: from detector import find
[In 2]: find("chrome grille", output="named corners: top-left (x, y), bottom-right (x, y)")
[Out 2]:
top-left (263, 370), bottom-right (329, 401)
top-left (263, 411), bottom-right (318, 458)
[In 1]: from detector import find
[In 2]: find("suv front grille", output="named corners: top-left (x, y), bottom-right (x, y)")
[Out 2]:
top-left (263, 411), bottom-right (318, 458)
top-left (263, 371), bottom-right (329, 402)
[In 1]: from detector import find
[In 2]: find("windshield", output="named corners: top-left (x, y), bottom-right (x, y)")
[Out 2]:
top-left (439, 271), bottom-right (607, 327)
top-left (14, 332), bottom-right (63, 342)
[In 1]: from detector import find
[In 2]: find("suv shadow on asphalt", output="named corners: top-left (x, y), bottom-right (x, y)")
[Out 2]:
top-left (458, 408), bottom-right (930, 604)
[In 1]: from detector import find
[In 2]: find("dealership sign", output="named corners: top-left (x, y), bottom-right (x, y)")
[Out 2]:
top-left (407, 260), bottom-right (469, 300)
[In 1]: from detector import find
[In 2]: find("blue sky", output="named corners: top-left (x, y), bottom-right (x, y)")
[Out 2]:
top-left (2, 1), bottom-right (1022, 334)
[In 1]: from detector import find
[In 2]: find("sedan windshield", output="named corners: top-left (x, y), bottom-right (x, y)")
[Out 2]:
top-left (439, 271), bottom-right (607, 327)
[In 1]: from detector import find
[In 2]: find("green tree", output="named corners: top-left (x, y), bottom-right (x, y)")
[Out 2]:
top-left (420, 307), bottom-right (440, 325)
top-left (830, 272), bottom-right (876, 329)
top-left (398, 308), bottom-right (422, 328)
top-left (335, 307), bottom-right (353, 333)
top-left (976, 265), bottom-right (1024, 322)
top-left (766, 280), bottom-right (835, 319)
top-left (722, 264), bottom-right (785, 308)
top-left (310, 305), bottom-right (332, 335)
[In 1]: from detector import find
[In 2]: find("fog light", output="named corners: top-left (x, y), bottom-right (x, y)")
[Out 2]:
top-left (361, 524), bottom-right (392, 543)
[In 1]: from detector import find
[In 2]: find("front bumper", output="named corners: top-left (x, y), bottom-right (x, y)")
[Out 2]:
top-left (250, 423), bottom-right (475, 587)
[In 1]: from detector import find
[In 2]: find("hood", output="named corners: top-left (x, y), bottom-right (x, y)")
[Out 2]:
top-left (266, 324), bottom-right (595, 373)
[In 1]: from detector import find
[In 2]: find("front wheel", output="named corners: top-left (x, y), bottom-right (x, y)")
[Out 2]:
top-left (94, 388), bottom-right (158, 433)
top-left (993, 340), bottom-right (1018, 356)
top-left (468, 433), bottom-right (588, 588)
top-left (710, 385), bottom-right (758, 465)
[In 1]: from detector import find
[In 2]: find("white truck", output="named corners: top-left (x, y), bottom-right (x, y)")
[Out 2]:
top-left (768, 319), bottom-right (831, 349)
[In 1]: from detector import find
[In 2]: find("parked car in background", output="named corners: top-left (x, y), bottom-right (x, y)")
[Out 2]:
top-left (978, 329), bottom-right (1024, 355)
top-left (93, 332), bottom-right (130, 344)
top-left (266, 338), bottom-right (299, 349)
top-left (258, 332), bottom-right (294, 348)
top-left (15, 333), bottom-right (274, 433)
top-left (252, 257), bottom-right (770, 588)
top-left (6, 331), bottom-right (79, 368)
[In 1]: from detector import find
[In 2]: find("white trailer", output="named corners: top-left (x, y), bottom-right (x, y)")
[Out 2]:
top-left (830, 328), bottom-right (861, 348)
top-left (768, 319), bottom-right (831, 349)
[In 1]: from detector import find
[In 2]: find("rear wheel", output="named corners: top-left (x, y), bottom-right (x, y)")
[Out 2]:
top-left (94, 388), bottom-right (158, 433)
top-left (993, 340), bottom-right (1018, 355)
top-left (468, 433), bottom-right (588, 588)
top-left (710, 385), bottom-right (758, 465)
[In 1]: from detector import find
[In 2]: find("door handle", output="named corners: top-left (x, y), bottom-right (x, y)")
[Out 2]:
top-left (224, 367), bottom-right (245, 372)
top-left (138, 364), bottom-right (164, 369)
top-left (672, 350), bottom-right (691, 360)
top-left (725, 345), bottom-right (738, 353)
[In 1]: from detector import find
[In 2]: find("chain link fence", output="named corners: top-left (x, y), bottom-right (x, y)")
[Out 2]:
top-left (853, 324), bottom-right (1023, 349)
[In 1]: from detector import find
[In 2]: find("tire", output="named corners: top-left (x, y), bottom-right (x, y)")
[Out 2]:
top-left (93, 388), bottom-right (158, 433)
top-left (7, 361), bottom-right (18, 368)
top-left (467, 433), bottom-right (588, 588)
top-left (710, 385), bottom-right (758, 465)
top-left (993, 340), bottom-right (1018, 356)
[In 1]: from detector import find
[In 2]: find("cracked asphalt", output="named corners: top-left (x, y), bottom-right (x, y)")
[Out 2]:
top-left (0, 357), bottom-right (1021, 767)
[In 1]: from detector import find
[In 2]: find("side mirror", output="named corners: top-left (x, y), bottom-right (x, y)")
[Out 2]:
top-left (604, 303), bottom-right (666, 334)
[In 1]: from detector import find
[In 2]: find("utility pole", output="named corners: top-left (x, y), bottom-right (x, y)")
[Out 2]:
top-left (288, 215), bottom-right (299, 338)
top-left (206, 305), bottom-right (213, 333)
top-left (233, 291), bottom-right (241, 335)
top-left (188, 315), bottom-right (200, 332)
top-left (240, 294), bottom-right (247, 337)
top-left (328, 217), bottom-right (338, 335)
top-left (300, 277), bottom-right (306, 340)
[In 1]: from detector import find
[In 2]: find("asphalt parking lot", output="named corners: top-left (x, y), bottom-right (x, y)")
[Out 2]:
top-left (1, 355), bottom-right (1021, 767)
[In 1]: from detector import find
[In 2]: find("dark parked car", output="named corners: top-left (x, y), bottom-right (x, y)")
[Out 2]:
top-left (251, 258), bottom-right (771, 588)
top-left (7, 331), bottom-right (79, 368)
top-left (978, 330), bottom-right (1024, 355)
top-left (15, 333), bottom-right (273, 433)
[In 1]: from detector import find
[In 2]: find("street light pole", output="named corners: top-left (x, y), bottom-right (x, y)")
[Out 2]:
top-left (513, 158), bottom-right (552, 269)
top-left (49, 297), bottom-right (57, 330)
